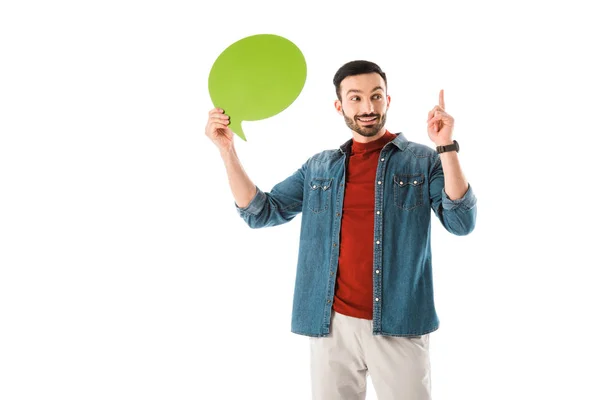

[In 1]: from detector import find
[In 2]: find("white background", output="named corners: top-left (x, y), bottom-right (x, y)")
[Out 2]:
top-left (1, 1), bottom-right (599, 399)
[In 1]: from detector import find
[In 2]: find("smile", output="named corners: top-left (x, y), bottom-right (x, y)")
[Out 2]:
top-left (357, 116), bottom-right (378, 122)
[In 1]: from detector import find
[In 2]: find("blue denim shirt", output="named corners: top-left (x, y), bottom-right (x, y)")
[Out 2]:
top-left (236, 133), bottom-right (477, 337)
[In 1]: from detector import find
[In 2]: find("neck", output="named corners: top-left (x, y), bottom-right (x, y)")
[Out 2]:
top-left (352, 127), bottom-right (387, 143)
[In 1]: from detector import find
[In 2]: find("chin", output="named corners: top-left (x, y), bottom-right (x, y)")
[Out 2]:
top-left (357, 125), bottom-right (382, 136)
top-left (358, 130), bottom-right (379, 137)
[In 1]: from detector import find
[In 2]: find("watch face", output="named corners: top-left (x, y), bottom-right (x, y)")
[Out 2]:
top-left (454, 140), bottom-right (459, 152)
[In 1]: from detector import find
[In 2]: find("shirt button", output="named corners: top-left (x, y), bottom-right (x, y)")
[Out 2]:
top-left (376, 240), bottom-right (380, 245)
top-left (375, 298), bottom-right (379, 302)
top-left (413, 180), bottom-right (417, 185)
top-left (399, 181), bottom-right (404, 185)
top-left (333, 243), bottom-right (337, 247)
top-left (378, 181), bottom-right (382, 185)
top-left (313, 185), bottom-right (317, 189)
top-left (336, 212), bottom-right (340, 217)
top-left (376, 211), bottom-right (380, 215)
top-left (381, 158), bottom-right (385, 161)
top-left (330, 271), bottom-right (334, 276)
top-left (323, 186), bottom-right (328, 189)
top-left (327, 299), bottom-right (331, 303)
top-left (375, 270), bottom-right (380, 274)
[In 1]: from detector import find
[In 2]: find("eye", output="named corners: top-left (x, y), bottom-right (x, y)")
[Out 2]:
top-left (372, 94), bottom-right (383, 100)
top-left (350, 96), bottom-right (360, 101)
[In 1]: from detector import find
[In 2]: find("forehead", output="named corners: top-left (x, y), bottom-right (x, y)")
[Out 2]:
top-left (340, 73), bottom-right (386, 94)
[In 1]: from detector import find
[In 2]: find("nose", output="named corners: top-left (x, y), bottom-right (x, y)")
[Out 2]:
top-left (361, 99), bottom-right (375, 115)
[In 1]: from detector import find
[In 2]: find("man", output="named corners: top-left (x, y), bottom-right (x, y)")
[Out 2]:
top-left (205, 60), bottom-right (477, 400)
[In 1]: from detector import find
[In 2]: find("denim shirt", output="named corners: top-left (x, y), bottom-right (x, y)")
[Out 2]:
top-left (236, 133), bottom-right (477, 337)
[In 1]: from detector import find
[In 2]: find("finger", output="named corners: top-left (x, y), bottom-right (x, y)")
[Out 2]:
top-left (213, 120), bottom-right (230, 129)
top-left (428, 114), bottom-right (441, 124)
top-left (439, 89), bottom-right (445, 109)
top-left (434, 109), bottom-right (452, 120)
top-left (208, 108), bottom-right (227, 116)
top-left (210, 113), bottom-right (230, 122)
top-left (427, 109), bottom-right (434, 122)
top-left (428, 115), bottom-right (442, 125)
top-left (207, 121), bottom-right (230, 135)
top-left (427, 106), bottom-right (440, 120)
top-left (428, 106), bottom-right (442, 120)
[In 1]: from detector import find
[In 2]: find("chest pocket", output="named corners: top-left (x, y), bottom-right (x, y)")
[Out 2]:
top-left (393, 173), bottom-right (425, 211)
top-left (308, 178), bottom-right (333, 214)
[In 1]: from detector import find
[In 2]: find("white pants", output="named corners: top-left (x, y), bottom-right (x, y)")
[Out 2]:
top-left (310, 311), bottom-right (432, 400)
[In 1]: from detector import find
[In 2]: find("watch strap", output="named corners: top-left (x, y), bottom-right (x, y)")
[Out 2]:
top-left (436, 140), bottom-right (459, 154)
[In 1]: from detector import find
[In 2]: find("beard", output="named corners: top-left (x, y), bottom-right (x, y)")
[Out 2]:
top-left (343, 110), bottom-right (387, 138)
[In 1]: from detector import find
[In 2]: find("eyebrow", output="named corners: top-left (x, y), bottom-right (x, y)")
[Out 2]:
top-left (345, 86), bottom-right (385, 96)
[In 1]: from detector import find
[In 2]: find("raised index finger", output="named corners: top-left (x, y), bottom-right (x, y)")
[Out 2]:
top-left (439, 89), bottom-right (445, 109)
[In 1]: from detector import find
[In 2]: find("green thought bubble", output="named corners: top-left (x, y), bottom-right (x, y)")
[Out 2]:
top-left (208, 34), bottom-right (307, 141)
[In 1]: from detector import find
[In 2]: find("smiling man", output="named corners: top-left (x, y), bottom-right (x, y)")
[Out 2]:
top-left (205, 60), bottom-right (477, 400)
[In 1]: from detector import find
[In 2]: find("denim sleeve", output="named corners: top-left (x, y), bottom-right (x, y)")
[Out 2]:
top-left (235, 161), bottom-right (306, 229)
top-left (429, 156), bottom-right (477, 236)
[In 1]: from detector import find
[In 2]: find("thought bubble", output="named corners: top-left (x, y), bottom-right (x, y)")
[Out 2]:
top-left (208, 34), bottom-right (307, 141)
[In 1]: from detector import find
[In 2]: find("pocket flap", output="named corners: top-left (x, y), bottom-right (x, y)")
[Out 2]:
top-left (394, 173), bottom-right (424, 187)
top-left (310, 178), bottom-right (333, 191)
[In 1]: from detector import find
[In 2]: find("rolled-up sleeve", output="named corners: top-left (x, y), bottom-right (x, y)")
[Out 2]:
top-left (429, 157), bottom-right (477, 236)
top-left (441, 184), bottom-right (477, 211)
top-left (236, 187), bottom-right (267, 216)
top-left (235, 161), bottom-right (306, 229)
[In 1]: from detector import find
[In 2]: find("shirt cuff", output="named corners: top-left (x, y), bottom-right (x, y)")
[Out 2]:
top-left (235, 186), bottom-right (266, 216)
top-left (441, 183), bottom-right (477, 210)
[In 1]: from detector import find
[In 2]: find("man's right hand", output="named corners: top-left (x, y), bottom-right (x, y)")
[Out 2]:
top-left (205, 108), bottom-right (256, 207)
top-left (205, 108), bottom-right (234, 154)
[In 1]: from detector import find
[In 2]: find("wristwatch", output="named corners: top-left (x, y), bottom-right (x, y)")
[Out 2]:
top-left (436, 140), bottom-right (459, 154)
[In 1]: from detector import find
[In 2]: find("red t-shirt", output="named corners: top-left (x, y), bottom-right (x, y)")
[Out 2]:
top-left (333, 130), bottom-right (396, 320)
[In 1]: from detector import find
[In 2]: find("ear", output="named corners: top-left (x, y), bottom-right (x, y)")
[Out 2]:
top-left (334, 99), bottom-right (343, 115)
top-left (386, 94), bottom-right (391, 108)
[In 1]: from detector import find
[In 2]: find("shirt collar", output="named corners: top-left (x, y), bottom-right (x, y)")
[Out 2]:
top-left (339, 131), bottom-right (408, 154)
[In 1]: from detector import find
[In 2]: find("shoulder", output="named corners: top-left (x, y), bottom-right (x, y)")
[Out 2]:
top-left (306, 148), bottom-right (344, 164)
top-left (389, 132), bottom-right (436, 159)
top-left (391, 135), bottom-right (440, 173)
top-left (403, 140), bottom-right (438, 159)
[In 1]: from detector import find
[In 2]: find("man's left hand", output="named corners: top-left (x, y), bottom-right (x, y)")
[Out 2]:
top-left (427, 89), bottom-right (454, 146)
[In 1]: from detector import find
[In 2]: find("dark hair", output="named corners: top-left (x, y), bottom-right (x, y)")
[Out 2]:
top-left (333, 60), bottom-right (387, 100)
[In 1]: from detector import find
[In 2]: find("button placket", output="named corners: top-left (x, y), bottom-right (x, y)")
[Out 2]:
top-left (372, 151), bottom-right (389, 332)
